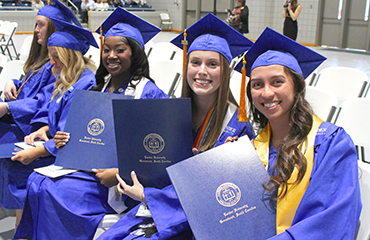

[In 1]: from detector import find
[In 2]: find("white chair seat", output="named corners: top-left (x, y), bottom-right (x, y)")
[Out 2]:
top-left (97, 213), bottom-right (124, 229)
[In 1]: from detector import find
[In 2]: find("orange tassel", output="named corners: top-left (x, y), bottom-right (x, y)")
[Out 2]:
top-left (181, 29), bottom-right (188, 81)
top-left (238, 54), bottom-right (248, 122)
top-left (99, 24), bottom-right (103, 54)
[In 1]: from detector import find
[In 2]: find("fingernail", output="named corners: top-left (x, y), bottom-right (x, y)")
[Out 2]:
top-left (131, 170), bottom-right (135, 174)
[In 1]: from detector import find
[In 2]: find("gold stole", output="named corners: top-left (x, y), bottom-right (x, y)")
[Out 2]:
top-left (254, 115), bottom-right (323, 234)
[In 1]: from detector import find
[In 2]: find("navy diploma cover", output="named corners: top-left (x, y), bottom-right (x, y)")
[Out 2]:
top-left (167, 136), bottom-right (276, 240)
top-left (113, 98), bottom-right (193, 189)
top-left (55, 90), bottom-right (133, 171)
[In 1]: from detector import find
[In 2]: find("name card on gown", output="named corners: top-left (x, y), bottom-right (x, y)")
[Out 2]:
top-left (55, 90), bottom-right (133, 171)
top-left (113, 98), bottom-right (193, 189)
top-left (166, 136), bottom-right (276, 240)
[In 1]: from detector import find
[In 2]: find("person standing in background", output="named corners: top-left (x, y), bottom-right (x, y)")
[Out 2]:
top-left (282, 0), bottom-right (301, 40)
top-left (228, 0), bottom-right (249, 34)
top-left (31, 0), bottom-right (44, 10)
top-left (80, 0), bottom-right (96, 23)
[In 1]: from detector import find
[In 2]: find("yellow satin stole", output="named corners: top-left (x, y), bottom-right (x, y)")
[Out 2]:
top-left (254, 115), bottom-right (323, 234)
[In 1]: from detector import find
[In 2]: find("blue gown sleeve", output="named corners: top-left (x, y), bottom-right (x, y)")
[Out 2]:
top-left (7, 63), bottom-right (55, 134)
top-left (268, 123), bottom-right (362, 240)
top-left (140, 81), bottom-right (169, 99)
top-left (145, 185), bottom-right (191, 239)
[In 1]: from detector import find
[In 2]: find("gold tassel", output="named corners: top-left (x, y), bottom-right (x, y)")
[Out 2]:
top-left (181, 29), bottom-right (188, 74)
top-left (99, 24), bottom-right (103, 54)
top-left (238, 53), bottom-right (248, 122)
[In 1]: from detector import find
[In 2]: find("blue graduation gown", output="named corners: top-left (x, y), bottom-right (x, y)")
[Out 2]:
top-left (15, 78), bottom-right (169, 240)
top-left (0, 62), bottom-right (55, 143)
top-left (0, 68), bottom-right (96, 210)
top-left (267, 122), bottom-right (361, 240)
top-left (97, 109), bottom-right (255, 240)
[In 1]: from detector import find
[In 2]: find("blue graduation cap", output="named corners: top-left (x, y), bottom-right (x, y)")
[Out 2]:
top-left (38, 0), bottom-right (81, 27)
top-left (47, 18), bottom-right (98, 55)
top-left (95, 7), bottom-right (161, 49)
top-left (170, 13), bottom-right (253, 64)
top-left (235, 27), bottom-right (326, 79)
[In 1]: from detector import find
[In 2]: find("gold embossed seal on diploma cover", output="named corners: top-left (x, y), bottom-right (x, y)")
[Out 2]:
top-left (216, 182), bottom-right (241, 207)
top-left (143, 133), bottom-right (165, 154)
top-left (87, 118), bottom-right (105, 136)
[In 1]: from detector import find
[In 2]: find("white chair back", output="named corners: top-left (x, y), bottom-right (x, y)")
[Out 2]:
top-left (305, 86), bottom-right (338, 122)
top-left (148, 42), bottom-right (179, 62)
top-left (314, 67), bottom-right (368, 103)
top-left (17, 35), bottom-right (33, 61)
top-left (333, 98), bottom-right (370, 147)
top-left (149, 60), bottom-right (181, 96)
top-left (0, 53), bottom-right (8, 68)
top-left (0, 60), bottom-right (25, 99)
top-left (144, 40), bottom-right (155, 58)
top-left (0, 21), bottom-right (18, 60)
top-left (159, 13), bottom-right (173, 30)
top-left (84, 45), bottom-right (101, 70)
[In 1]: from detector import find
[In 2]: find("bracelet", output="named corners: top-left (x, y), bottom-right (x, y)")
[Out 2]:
top-left (140, 191), bottom-right (145, 203)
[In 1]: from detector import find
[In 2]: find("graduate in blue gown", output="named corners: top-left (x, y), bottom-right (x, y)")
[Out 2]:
top-left (239, 27), bottom-right (361, 239)
top-left (15, 7), bottom-right (168, 240)
top-left (3, 20), bottom-right (98, 234)
top-left (97, 13), bottom-right (255, 240)
top-left (0, 0), bottom-right (82, 144)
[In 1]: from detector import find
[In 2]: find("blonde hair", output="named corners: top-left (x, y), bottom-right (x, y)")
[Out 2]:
top-left (51, 46), bottom-right (96, 103)
top-left (181, 52), bottom-right (238, 152)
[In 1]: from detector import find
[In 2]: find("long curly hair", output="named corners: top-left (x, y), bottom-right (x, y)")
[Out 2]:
top-left (247, 66), bottom-right (313, 199)
top-left (51, 47), bottom-right (96, 103)
top-left (92, 37), bottom-right (154, 92)
top-left (181, 53), bottom-right (238, 152)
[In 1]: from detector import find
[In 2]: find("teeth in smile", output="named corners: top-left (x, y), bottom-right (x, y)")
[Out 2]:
top-left (195, 79), bottom-right (211, 84)
top-left (264, 102), bottom-right (279, 108)
top-left (108, 63), bottom-right (119, 66)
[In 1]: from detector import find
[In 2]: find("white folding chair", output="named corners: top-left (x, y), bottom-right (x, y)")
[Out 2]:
top-left (313, 67), bottom-right (368, 103)
top-left (0, 60), bottom-right (25, 99)
top-left (0, 21), bottom-right (10, 42)
top-left (84, 45), bottom-right (101, 70)
top-left (159, 13), bottom-right (173, 31)
top-left (144, 40), bottom-right (155, 58)
top-left (149, 60), bottom-right (181, 97)
top-left (305, 86), bottom-right (339, 122)
top-left (333, 98), bottom-right (370, 240)
top-left (357, 161), bottom-right (370, 240)
top-left (333, 98), bottom-right (370, 148)
top-left (148, 42), bottom-right (179, 63)
top-left (0, 21), bottom-right (18, 60)
top-left (0, 54), bottom-right (8, 70)
top-left (16, 35), bottom-right (33, 61)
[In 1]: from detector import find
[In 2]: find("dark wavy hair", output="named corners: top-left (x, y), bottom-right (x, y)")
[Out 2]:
top-left (247, 66), bottom-right (313, 199)
top-left (91, 37), bottom-right (154, 91)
